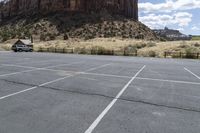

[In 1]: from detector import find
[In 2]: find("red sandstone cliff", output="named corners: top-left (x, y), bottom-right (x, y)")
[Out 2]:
top-left (0, 0), bottom-right (138, 21)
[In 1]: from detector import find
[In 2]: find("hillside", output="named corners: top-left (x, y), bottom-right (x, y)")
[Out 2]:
top-left (0, 12), bottom-right (157, 42)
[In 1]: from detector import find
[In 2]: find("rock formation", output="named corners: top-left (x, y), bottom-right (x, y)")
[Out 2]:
top-left (0, 0), bottom-right (138, 21)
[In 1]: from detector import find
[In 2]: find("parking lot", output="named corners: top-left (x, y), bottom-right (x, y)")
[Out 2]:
top-left (0, 52), bottom-right (200, 133)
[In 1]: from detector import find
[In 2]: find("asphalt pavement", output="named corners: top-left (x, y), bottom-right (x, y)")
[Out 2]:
top-left (0, 52), bottom-right (200, 133)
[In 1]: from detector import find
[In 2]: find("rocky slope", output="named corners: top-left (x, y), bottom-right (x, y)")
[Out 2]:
top-left (0, 12), bottom-right (157, 42)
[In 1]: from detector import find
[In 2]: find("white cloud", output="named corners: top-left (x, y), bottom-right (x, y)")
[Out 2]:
top-left (191, 26), bottom-right (200, 31)
top-left (139, 0), bottom-right (200, 13)
top-left (140, 12), bottom-right (192, 29)
top-left (174, 12), bottom-right (193, 26)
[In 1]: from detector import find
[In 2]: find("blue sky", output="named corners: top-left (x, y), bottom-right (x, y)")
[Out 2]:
top-left (139, 0), bottom-right (200, 35)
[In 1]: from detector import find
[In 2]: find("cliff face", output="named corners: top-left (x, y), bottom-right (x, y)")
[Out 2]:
top-left (0, 0), bottom-right (138, 21)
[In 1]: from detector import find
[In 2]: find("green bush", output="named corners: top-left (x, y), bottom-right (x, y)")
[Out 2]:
top-left (148, 50), bottom-right (157, 57)
top-left (185, 47), bottom-right (199, 59)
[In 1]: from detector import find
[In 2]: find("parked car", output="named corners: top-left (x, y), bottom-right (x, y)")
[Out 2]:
top-left (12, 44), bottom-right (33, 52)
top-left (12, 39), bottom-right (33, 52)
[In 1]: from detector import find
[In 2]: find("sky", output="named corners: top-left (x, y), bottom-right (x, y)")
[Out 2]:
top-left (1, 0), bottom-right (199, 35)
top-left (139, 0), bottom-right (200, 35)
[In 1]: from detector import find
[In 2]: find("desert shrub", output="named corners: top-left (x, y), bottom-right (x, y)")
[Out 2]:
top-left (139, 50), bottom-right (158, 57)
top-left (91, 46), bottom-right (113, 55)
top-left (171, 52), bottom-right (183, 58)
top-left (2, 34), bottom-right (10, 42)
top-left (123, 45), bottom-right (137, 56)
top-left (0, 30), bottom-right (11, 42)
top-left (160, 37), bottom-right (167, 42)
top-left (10, 32), bottom-right (16, 39)
top-left (49, 34), bottom-right (56, 40)
top-left (124, 45), bottom-right (137, 51)
top-left (84, 34), bottom-right (94, 40)
top-left (135, 34), bottom-right (144, 39)
top-left (75, 47), bottom-right (88, 54)
top-left (193, 43), bottom-right (200, 47)
top-left (135, 43), bottom-right (146, 49)
top-left (24, 30), bottom-right (31, 38)
top-left (185, 47), bottom-right (199, 59)
top-left (148, 50), bottom-right (157, 57)
top-left (178, 44), bottom-right (189, 49)
top-left (46, 33), bottom-right (56, 40)
top-left (40, 34), bottom-right (46, 41)
top-left (146, 42), bottom-right (156, 47)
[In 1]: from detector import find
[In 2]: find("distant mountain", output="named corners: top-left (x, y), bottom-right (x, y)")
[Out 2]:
top-left (153, 27), bottom-right (192, 41)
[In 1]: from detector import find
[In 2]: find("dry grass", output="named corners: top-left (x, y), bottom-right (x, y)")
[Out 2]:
top-left (0, 43), bottom-right (12, 51)
top-left (1, 38), bottom-right (200, 58)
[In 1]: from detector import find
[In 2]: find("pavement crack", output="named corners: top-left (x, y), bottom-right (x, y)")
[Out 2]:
top-left (40, 86), bottom-right (115, 100)
top-left (119, 98), bottom-right (200, 113)
top-left (1, 78), bottom-right (200, 113)
top-left (0, 78), bottom-right (36, 88)
top-left (39, 85), bottom-right (200, 113)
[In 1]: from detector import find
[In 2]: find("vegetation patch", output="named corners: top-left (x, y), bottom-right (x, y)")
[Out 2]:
top-left (192, 36), bottom-right (200, 40)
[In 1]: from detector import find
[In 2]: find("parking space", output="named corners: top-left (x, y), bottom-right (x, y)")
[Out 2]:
top-left (0, 69), bottom-right (72, 86)
top-left (0, 88), bottom-right (112, 133)
top-left (138, 64), bottom-right (200, 82)
top-left (52, 61), bottom-right (111, 72)
top-left (0, 80), bottom-right (32, 97)
top-left (87, 63), bottom-right (143, 77)
top-left (122, 79), bottom-right (200, 112)
top-left (44, 73), bottom-right (129, 98)
top-left (0, 52), bottom-right (200, 133)
top-left (0, 65), bottom-right (31, 76)
top-left (92, 100), bottom-right (200, 133)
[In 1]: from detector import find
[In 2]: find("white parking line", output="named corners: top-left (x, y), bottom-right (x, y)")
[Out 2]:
top-left (0, 63), bottom-right (112, 100)
top-left (84, 65), bottom-right (146, 133)
top-left (184, 67), bottom-right (200, 80)
top-left (0, 61), bottom-right (83, 77)
top-left (84, 72), bottom-right (131, 79)
top-left (136, 77), bottom-right (200, 85)
top-left (0, 75), bottom-right (72, 100)
top-left (3, 64), bottom-right (200, 85)
top-left (2, 64), bottom-right (127, 78)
